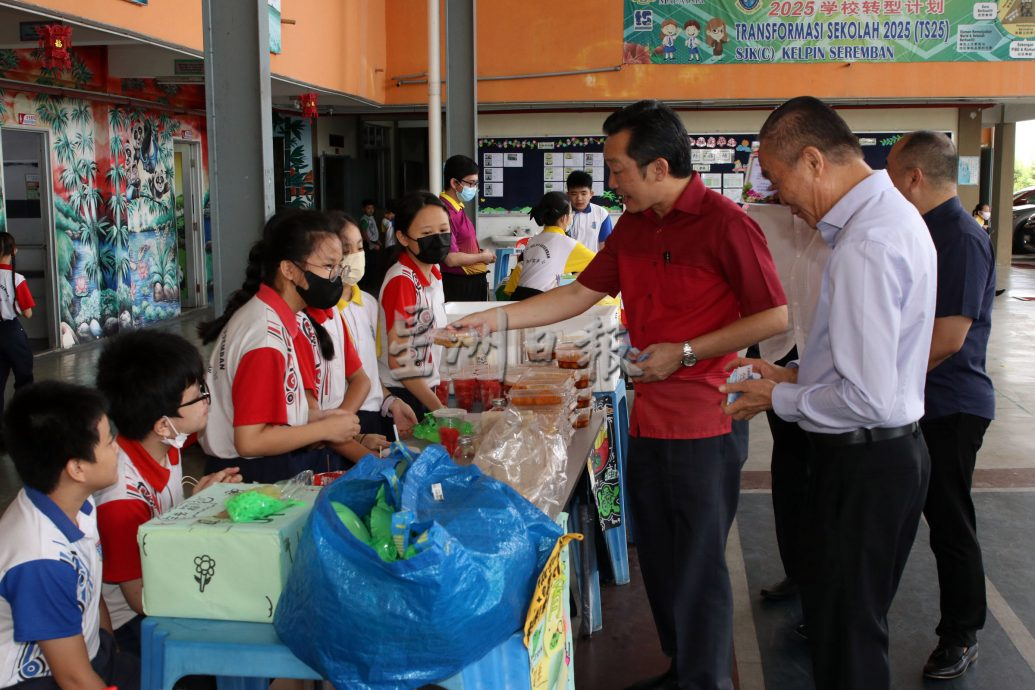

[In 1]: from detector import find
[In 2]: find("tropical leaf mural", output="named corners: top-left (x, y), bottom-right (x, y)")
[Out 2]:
top-left (273, 112), bottom-right (314, 208)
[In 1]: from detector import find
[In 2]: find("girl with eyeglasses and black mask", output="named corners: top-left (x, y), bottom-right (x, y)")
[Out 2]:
top-left (197, 209), bottom-right (361, 483)
top-left (377, 192), bottom-right (452, 421)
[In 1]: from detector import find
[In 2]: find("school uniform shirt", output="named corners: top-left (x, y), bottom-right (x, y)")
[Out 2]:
top-left (567, 203), bottom-right (613, 253)
top-left (440, 193), bottom-right (488, 276)
top-left (377, 252), bottom-right (446, 390)
top-left (200, 284), bottom-right (308, 459)
top-left (578, 173), bottom-right (786, 440)
top-left (382, 219), bottom-right (396, 248)
top-left (294, 307), bottom-right (363, 411)
top-left (338, 286), bottom-right (384, 413)
top-left (504, 226), bottom-right (595, 295)
top-left (0, 265), bottom-right (35, 320)
top-left (94, 437), bottom-right (184, 631)
top-left (0, 489), bottom-right (103, 687)
top-left (359, 214), bottom-right (380, 246)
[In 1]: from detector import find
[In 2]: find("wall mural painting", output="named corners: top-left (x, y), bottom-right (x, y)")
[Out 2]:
top-left (0, 47), bottom-right (210, 347)
top-left (274, 112), bottom-right (314, 208)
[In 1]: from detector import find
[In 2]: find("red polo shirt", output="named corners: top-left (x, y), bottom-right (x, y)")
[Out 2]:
top-left (578, 174), bottom-right (786, 440)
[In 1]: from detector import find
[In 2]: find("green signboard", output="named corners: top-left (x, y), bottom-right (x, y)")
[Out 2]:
top-left (623, 0), bottom-right (1035, 64)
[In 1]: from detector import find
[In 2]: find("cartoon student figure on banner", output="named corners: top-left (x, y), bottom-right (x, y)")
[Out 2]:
top-left (706, 17), bottom-right (729, 57)
top-left (684, 20), bottom-right (702, 62)
top-left (659, 19), bottom-right (679, 61)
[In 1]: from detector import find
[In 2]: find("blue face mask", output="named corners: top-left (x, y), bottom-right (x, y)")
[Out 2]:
top-left (459, 185), bottom-right (478, 203)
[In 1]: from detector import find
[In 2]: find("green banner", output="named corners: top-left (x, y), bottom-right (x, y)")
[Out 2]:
top-left (623, 1), bottom-right (1035, 64)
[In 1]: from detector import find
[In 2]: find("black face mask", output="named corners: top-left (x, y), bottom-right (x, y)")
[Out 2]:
top-left (296, 270), bottom-right (344, 310)
top-left (407, 232), bottom-right (451, 265)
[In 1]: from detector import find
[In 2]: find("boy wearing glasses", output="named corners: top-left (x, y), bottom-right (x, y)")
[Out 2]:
top-left (93, 331), bottom-right (241, 657)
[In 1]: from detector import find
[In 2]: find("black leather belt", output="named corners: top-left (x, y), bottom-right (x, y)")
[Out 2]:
top-left (806, 422), bottom-right (919, 448)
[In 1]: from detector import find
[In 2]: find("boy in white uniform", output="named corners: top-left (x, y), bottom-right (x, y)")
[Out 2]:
top-left (565, 170), bottom-right (613, 252)
top-left (0, 381), bottom-right (139, 690)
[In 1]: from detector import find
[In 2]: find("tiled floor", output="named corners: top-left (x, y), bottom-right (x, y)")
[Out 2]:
top-left (5, 259), bottom-right (1035, 689)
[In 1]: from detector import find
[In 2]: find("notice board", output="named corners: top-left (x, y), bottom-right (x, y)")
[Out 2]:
top-left (477, 131), bottom-right (918, 215)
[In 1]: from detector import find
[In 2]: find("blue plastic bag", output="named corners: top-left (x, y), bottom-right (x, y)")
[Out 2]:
top-left (274, 445), bottom-right (563, 690)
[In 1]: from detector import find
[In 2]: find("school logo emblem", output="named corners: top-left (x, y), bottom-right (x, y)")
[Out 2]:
top-left (736, 0), bottom-right (763, 12)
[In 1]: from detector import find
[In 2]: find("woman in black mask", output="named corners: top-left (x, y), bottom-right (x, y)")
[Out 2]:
top-left (197, 209), bottom-right (361, 482)
top-left (378, 192), bottom-right (452, 420)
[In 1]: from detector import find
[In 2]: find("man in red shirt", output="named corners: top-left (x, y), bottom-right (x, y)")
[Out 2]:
top-left (455, 100), bottom-right (787, 689)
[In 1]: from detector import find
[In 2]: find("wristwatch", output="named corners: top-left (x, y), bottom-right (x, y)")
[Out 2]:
top-left (681, 341), bottom-right (697, 368)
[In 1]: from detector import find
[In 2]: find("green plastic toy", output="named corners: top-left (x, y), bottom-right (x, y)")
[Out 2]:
top-left (331, 501), bottom-right (372, 544)
top-left (225, 490), bottom-right (303, 523)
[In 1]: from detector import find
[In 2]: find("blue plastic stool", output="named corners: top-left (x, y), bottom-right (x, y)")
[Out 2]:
top-left (492, 247), bottom-right (517, 292)
top-left (594, 378), bottom-right (632, 585)
top-left (140, 617), bottom-right (535, 690)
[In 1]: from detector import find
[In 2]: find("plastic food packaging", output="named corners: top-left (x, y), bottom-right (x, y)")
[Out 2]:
top-left (225, 488), bottom-right (304, 523)
top-left (574, 367), bottom-right (594, 389)
top-left (477, 373), bottom-right (503, 410)
top-left (431, 407), bottom-right (465, 428)
top-left (524, 334), bottom-right (557, 362)
top-left (452, 371), bottom-right (477, 411)
top-left (573, 407), bottom-right (592, 428)
top-left (555, 344), bottom-right (588, 369)
top-left (576, 388), bottom-right (593, 409)
top-left (435, 373), bottom-right (451, 406)
top-left (474, 408), bottom-right (569, 517)
top-left (313, 471), bottom-right (345, 487)
top-left (426, 327), bottom-right (479, 348)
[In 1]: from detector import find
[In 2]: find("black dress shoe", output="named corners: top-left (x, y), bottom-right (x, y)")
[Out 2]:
top-left (924, 642), bottom-right (978, 679)
top-left (793, 623), bottom-right (808, 641)
top-left (624, 662), bottom-right (677, 690)
top-left (760, 577), bottom-right (798, 601)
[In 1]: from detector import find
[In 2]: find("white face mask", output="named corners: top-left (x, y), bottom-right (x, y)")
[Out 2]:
top-left (341, 252), bottom-right (365, 286)
top-left (161, 417), bottom-right (189, 450)
top-left (980, 210), bottom-right (991, 221)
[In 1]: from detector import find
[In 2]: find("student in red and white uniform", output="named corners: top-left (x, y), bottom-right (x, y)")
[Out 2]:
top-left (93, 330), bottom-right (241, 656)
top-left (0, 232), bottom-right (35, 423)
top-left (378, 192), bottom-right (451, 419)
top-left (504, 192), bottom-right (596, 301)
top-left (198, 209), bottom-right (360, 483)
top-left (295, 298), bottom-right (390, 460)
top-left (330, 212), bottom-right (419, 437)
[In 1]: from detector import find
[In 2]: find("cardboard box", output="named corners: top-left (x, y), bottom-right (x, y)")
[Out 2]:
top-left (138, 483), bottom-right (320, 623)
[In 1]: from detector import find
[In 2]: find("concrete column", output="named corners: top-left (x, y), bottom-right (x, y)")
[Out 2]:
top-left (991, 122), bottom-right (1015, 291)
top-left (956, 107), bottom-right (983, 215)
top-left (202, 0), bottom-right (276, 314)
top-left (445, 0), bottom-right (477, 216)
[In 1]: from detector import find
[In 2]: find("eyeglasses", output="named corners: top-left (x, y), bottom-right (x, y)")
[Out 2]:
top-left (297, 261), bottom-right (346, 281)
top-left (179, 382), bottom-right (211, 408)
top-left (457, 178), bottom-right (479, 188)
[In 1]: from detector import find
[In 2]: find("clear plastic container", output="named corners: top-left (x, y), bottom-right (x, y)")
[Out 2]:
top-left (524, 333), bottom-right (557, 362)
top-left (477, 373), bottom-right (503, 411)
top-left (574, 368), bottom-right (594, 389)
top-left (431, 407), bottom-right (466, 428)
top-left (576, 387), bottom-right (593, 409)
top-left (509, 386), bottom-right (571, 407)
top-left (451, 370), bottom-right (478, 411)
top-left (573, 407), bottom-right (592, 428)
top-left (426, 327), bottom-right (479, 349)
top-left (555, 344), bottom-right (588, 369)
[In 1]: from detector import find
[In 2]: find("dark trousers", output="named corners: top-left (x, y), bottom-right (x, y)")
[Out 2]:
top-left (205, 447), bottom-right (347, 484)
top-left (628, 433), bottom-right (745, 690)
top-left (9, 629), bottom-right (139, 690)
top-left (766, 410), bottom-right (809, 582)
top-left (0, 318), bottom-right (34, 420)
top-left (509, 285), bottom-right (542, 301)
top-left (357, 409), bottom-right (384, 436)
top-left (921, 412), bottom-right (991, 647)
top-left (801, 430), bottom-right (930, 690)
top-left (442, 271), bottom-right (488, 302)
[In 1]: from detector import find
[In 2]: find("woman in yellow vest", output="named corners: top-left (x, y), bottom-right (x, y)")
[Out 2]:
top-left (505, 192), bottom-right (595, 300)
